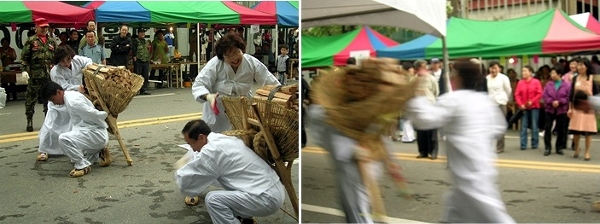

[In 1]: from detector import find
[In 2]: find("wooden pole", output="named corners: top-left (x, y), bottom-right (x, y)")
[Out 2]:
top-left (250, 103), bottom-right (299, 217)
top-left (84, 74), bottom-right (133, 166)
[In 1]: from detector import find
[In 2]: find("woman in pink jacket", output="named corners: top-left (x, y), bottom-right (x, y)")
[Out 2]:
top-left (568, 58), bottom-right (599, 161)
top-left (515, 65), bottom-right (543, 150)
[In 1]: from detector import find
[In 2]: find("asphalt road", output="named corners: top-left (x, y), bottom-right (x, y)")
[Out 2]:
top-left (0, 85), bottom-right (298, 224)
top-left (301, 128), bottom-right (600, 223)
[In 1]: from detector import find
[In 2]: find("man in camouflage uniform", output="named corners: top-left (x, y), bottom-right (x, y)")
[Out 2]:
top-left (21, 18), bottom-right (56, 132)
top-left (132, 28), bottom-right (151, 95)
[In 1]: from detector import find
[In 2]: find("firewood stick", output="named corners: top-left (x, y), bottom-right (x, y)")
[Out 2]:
top-left (255, 89), bottom-right (293, 100)
top-left (253, 96), bottom-right (289, 105)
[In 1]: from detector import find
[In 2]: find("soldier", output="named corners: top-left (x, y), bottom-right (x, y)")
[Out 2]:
top-left (21, 18), bottom-right (56, 132)
top-left (132, 28), bottom-right (151, 95)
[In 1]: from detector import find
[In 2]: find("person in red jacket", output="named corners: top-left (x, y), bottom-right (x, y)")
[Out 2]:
top-left (515, 65), bottom-right (543, 150)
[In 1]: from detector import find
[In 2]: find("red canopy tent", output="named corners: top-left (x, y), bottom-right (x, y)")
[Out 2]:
top-left (0, 1), bottom-right (95, 27)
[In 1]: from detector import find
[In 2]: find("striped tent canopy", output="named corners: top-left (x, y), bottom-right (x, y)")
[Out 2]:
top-left (378, 9), bottom-right (600, 59)
top-left (0, 1), bottom-right (94, 27)
top-left (252, 1), bottom-right (299, 27)
top-left (302, 26), bottom-right (399, 68)
top-left (85, 1), bottom-right (276, 25)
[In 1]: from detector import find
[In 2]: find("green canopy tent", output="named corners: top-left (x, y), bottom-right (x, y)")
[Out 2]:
top-left (378, 9), bottom-right (600, 59)
top-left (302, 26), bottom-right (399, 68)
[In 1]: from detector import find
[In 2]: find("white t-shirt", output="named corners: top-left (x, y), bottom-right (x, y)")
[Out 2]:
top-left (432, 69), bottom-right (442, 82)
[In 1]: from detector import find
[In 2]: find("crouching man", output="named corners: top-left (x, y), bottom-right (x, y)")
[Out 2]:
top-left (175, 119), bottom-right (285, 224)
top-left (41, 81), bottom-right (109, 177)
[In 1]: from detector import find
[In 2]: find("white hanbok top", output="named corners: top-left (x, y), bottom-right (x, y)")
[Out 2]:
top-left (192, 54), bottom-right (279, 132)
top-left (175, 133), bottom-right (281, 196)
top-left (50, 55), bottom-right (93, 91)
top-left (39, 56), bottom-right (94, 155)
top-left (64, 91), bottom-right (109, 131)
top-left (405, 90), bottom-right (514, 223)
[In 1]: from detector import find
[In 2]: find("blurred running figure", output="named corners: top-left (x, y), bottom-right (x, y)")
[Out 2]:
top-left (405, 59), bottom-right (515, 223)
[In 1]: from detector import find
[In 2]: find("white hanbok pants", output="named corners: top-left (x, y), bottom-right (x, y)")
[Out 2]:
top-left (59, 129), bottom-right (108, 169)
top-left (205, 182), bottom-right (285, 224)
top-left (38, 102), bottom-right (71, 155)
top-left (402, 119), bottom-right (416, 142)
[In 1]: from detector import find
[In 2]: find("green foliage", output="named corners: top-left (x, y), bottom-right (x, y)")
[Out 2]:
top-left (302, 26), bottom-right (348, 36)
top-left (302, 25), bottom-right (423, 43)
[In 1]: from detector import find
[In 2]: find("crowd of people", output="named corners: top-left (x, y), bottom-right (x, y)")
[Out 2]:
top-left (375, 56), bottom-right (600, 161)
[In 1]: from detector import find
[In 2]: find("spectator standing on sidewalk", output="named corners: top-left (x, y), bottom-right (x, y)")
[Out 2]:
top-left (486, 61), bottom-right (512, 153)
top-left (412, 59), bottom-right (439, 159)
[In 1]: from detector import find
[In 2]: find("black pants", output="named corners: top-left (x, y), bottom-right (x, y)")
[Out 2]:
top-left (416, 129), bottom-right (438, 156)
top-left (1, 82), bottom-right (17, 100)
top-left (544, 111), bottom-right (568, 150)
top-left (135, 60), bottom-right (150, 93)
top-left (149, 69), bottom-right (165, 87)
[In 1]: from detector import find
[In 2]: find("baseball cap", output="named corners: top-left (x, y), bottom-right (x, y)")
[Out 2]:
top-left (35, 18), bottom-right (49, 27)
top-left (431, 58), bottom-right (440, 63)
top-left (138, 28), bottom-right (146, 33)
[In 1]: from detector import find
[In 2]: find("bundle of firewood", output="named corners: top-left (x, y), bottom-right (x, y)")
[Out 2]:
top-left (254, 84), bottom-right (299, 111)
top-left (83, 63), bottom-right (144, 116)
top-left (87, 64), bottom-right (138, 90)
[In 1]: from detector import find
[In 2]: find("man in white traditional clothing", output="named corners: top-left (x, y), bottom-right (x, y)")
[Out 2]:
top-left (308, 103), bottom-right (384, 223)
top-left (405, 59), bottom-right (515, 223)
top-left (36, 46), bottom-right (93, 161)
top-left (41, 81), bottom-right (109, 177)
top-left (192, 34), bottom-right (279, 133)
top-left (175, 119), bottom-right (285, 224)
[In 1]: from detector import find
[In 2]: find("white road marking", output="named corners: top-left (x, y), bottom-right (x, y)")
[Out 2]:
top-left (134, 93), bottom-right (176, 98)
top-left (301, 204), bottom-right (429, 223)
top-left (0, 112), bottom-right (11, 116)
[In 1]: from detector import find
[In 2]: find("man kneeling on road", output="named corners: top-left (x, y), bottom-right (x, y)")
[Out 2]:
top-left (41, 81), bottom-right (110, 177)
top-left (175, 119), bottom-right (285, 224)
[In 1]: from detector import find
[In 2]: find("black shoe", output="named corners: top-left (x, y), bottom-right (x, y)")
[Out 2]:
top-left (26, 119), bottom-right (33, 132)
top-left (544, 149), bottom-right (551, 156)
top-left (139, 92), bottom-right (151, 95)
top-left (556, 150), bottom-right (564, 155)
top-left (416, 155), bottom-right (428, 159)
top-left (237, 216), bottom-right (257, 224)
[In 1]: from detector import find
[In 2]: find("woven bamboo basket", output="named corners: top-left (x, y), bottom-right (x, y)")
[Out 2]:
top-left (83, 64), bottom-right (144, 117)
top-left (222, 96), bottom-right (299, 164)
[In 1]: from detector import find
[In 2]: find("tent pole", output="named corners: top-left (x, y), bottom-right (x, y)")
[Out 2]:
top-left (442, 36), bottom-right (451, 93)
top-left (197, 23), bottom-right (201, 68)
top-left (275, 24), bottom-right (279, 68)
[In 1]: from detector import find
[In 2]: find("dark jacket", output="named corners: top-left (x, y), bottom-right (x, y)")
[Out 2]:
top-left (110, 35), bottom-right (132, 66)
top-left (542, 80), bottom-right (571, 114)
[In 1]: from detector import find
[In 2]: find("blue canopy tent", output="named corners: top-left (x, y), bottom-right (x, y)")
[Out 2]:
top-left (85, 1), bottom-right (149, 23)
top-left (378, 34), bottom-right (437, 59)
top-left (252, 1), bottom-right (299, 27)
